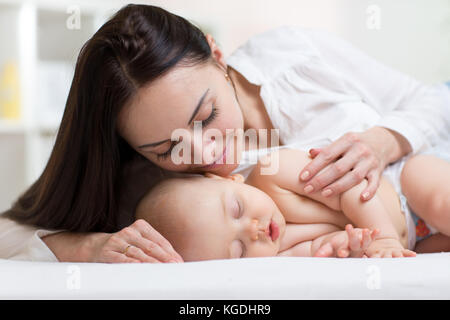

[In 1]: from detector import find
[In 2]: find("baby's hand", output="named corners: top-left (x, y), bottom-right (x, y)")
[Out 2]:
top-left (314, 224), bottom-right (379, 258)
top-left (365, 238), bottom-right (416, 258)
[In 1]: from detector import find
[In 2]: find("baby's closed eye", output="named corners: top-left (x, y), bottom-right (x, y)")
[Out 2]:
top-left (230, 239), bottom-right (245, 258)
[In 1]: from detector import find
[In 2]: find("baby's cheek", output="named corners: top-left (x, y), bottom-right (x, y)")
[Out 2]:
top-left (247, 243), bottom-right (278, 258)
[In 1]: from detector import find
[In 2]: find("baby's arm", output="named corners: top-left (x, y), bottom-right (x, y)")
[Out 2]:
top-left (278, 224), bottom-right (378, 258)
top-left (248, 149), bottom-right (413, 257)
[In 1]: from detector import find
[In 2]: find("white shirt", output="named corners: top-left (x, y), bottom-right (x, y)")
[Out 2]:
top-left (1, 26), bottom-right (449, 262)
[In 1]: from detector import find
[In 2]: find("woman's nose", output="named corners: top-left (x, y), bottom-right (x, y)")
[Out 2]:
top-left (190, 133), bottom-right (221, 165)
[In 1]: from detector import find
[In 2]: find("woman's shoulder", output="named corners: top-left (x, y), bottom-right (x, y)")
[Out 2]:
top-left (225, 25), bottom-right (322, 85)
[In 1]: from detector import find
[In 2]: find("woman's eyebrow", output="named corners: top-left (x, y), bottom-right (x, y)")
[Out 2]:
top-left (137, 88), bottom-right (210, 150)
top-left (187, 88), bottom-right (210, 125)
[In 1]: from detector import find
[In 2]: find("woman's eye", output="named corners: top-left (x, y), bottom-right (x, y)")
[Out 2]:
top-left (156, 142), bottom-right (178, 160)
top-left (201, 105), bottom-right (219, 127)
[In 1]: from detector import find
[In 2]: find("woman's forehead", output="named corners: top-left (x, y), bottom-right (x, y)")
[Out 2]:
top-left (119, 65), bottom-right (216, 139)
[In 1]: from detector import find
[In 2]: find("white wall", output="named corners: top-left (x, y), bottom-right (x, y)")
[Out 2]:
top-left (137, 0), bottom-right (450, 83)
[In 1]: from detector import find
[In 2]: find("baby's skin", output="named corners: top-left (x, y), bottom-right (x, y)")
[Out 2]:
top-left (136, 148), bottom-right (416, 261)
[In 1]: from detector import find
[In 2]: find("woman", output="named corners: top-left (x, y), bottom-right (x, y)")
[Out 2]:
top-left (0, 4), bottom-right (448, 263)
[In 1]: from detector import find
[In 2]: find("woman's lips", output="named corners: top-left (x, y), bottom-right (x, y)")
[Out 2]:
top-left (200, 144), bottom-right (227, 169)
top-left (270, 220), bottom-right (280, 241)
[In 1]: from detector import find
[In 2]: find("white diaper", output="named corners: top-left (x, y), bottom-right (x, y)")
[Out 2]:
top-left (382, 156), bottom-right (416, 250)
top-left (382, 148), bottom-right (450, 250)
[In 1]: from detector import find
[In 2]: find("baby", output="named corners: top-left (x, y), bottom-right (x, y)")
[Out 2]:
top-left (135, 148), bottom-right (449, 261)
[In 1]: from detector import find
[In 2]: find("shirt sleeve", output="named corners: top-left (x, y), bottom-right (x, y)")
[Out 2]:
top-left (0, 216), bottom-right (62, 262)
top-left (299, 27), bottom-right (450, 154)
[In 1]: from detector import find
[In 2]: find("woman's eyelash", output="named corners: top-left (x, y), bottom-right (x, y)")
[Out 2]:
top-left (156, 105), bottom-right (219, 161)
top-left (201, 105), bottom-right (219, 127)
top-left (156, 143), bottom-right (176, 160)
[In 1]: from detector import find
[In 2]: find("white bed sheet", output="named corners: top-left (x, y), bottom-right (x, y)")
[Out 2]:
top-left (1, 253), bottom-right (450, 299)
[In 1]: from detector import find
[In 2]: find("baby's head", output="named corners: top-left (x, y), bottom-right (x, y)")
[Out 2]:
top-left (135, 173), bottom-right (286, 262)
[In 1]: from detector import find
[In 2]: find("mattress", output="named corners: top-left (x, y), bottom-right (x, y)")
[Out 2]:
top-left (1, 253), bottom-right (450, 299)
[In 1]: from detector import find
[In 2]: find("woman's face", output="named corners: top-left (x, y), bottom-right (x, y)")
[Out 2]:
top-left (118, 61), bottom-right (244, 177)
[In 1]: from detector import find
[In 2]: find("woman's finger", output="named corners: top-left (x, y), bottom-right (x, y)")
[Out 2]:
top-left (121, 225), bottom-right (178, 263)
top-left (110, 236), bottom-right (163, 263)
top-left (318, 160), bottom-right (371, 197)
top-left (134, 219), bottom-right (184, 262)
top-left (108, 251), bottom-right (142, 263)
top-left (309, 148), bottom-right (322, 158)
top-left (124, 245), bottom-right (163, 263)
top-left (360, 169), bottom-right (380, 201)
top-left (307, 155), bottom-right (356, 197)
top-left (299, 136), bottom-right (353, 184)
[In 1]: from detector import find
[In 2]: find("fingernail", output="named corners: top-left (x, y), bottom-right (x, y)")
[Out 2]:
top-left (169, 259), bottom-right (178, 263)
top-left (304, 185), bottom-right (314, 193)
top-left (300, 171), bottom-right (310, 180)
top-left (362, 192), bottom-right (370, 199)
top-left (322, 189), bottom-right (332, 197)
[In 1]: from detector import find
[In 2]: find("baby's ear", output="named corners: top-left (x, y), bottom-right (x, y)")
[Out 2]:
top-left (229, 174), bottom-right (245, 183)
top-left (204, 172), bottom-right (245, 183)
top-left (204, 172), bottom-right (225, 180)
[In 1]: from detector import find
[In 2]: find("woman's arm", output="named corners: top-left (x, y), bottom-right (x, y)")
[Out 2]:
top-left (297, 28), bottom-right (450, 201)
top-left (0, 216), bottom-right (60, 261)
top-left (0, 215), bottom-right (183, 263)
top-left (303, 28), bottom-right (450, 154)
top-left (42, 219), bottom-right (184, 263)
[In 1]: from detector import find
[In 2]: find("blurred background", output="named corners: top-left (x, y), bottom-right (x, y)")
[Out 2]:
top-left (0, 0), bottom-right (449, 211)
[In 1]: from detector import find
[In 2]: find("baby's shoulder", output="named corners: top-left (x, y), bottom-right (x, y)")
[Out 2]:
top-left (247, 148), bottom-right (311, 188)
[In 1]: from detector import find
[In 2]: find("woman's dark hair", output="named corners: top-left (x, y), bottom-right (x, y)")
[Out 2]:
top-left (2, 4), bottom-right (213, 232)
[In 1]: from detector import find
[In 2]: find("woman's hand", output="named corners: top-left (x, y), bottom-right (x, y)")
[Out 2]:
top-left (299, 127), bottom-right (411, 201)
top-left (88, 219), bottom-right (184, 263)
top-left (43, 219), bottom-right (183, 263)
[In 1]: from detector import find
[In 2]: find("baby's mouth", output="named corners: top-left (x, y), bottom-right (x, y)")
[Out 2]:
top-left (269, 220), bottom-right (280, 241)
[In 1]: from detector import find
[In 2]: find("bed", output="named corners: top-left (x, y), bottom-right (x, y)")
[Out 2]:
top-left (1, 253), bottom-right (449, 299)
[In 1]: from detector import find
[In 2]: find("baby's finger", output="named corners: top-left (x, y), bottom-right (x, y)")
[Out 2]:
top-left (345, 225), bottom-right (361, 251)
top-left (361, 229), bottom-right (372, 250)
top-left (337, 248), bottom-right (350, 258)
top-left (314, 243), bottom-right (334, 257)
top-left (392, 250), bottom-right (403, 258)
top-left (370, 229), bottom-right (380, 240)
top-left (403, 250), bottom-right (417, 257)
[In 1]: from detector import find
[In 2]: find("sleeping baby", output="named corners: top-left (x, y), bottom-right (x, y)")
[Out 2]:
top-left (135, 148), bottom-right (449, 261)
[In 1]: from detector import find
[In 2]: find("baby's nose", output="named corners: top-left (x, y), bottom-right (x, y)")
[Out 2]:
top-left (249, 219), bottom-right (264, 241)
